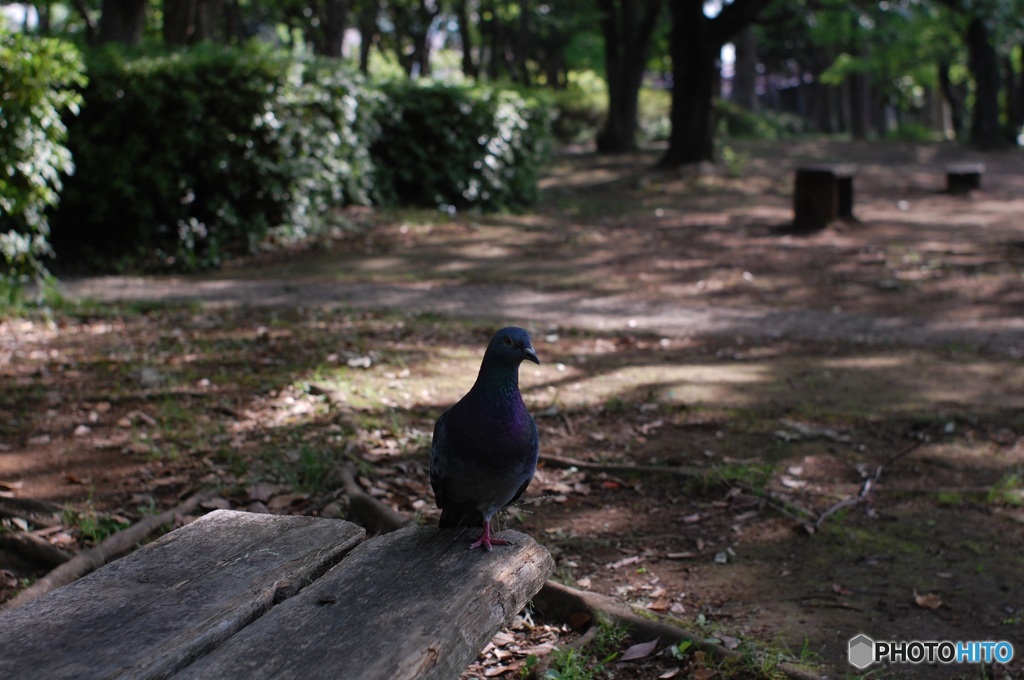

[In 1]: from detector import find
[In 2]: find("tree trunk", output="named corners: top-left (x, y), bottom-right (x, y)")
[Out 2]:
top-left (164, 0), bottom-right (195, 44)
top-left (595, 0), bottom-right (662, 153)
top-left (1004, 52), bottom-right (1023, 138)
top-left (358, 0), bottom-right (379, 74)
top-left (514, 0), bottom-right (530, 85)
top-left (938, 59), bottom-right (965, 139)
top-left (456, 0), bottom-right (477, 79)
top-left (658, 0), bottom-right (718, 165)
top-left (320, 0), bottom-right (349, 58)
top-left (731, 27), bottom-right (758, 111)
top-left (657, 0), bottom-right (772, 168)
top-left (966, 17), bottom-right (1006, 150)
top-left (164, 0), bottom-right (223, 45)
top-left (98, 0), bottom-right (146, 44)
top-left (71, 0), bottom-right (99, 43)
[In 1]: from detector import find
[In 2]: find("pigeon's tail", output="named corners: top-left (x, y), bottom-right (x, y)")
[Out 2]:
top-left (439, 505), bottom-right (485, 529)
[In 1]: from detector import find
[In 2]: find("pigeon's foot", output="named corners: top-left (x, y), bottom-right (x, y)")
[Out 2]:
top-left (468, 522), bottom-right (510, 551)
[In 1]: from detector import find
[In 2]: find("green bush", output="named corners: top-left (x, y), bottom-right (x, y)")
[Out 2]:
top-left (638, 87), bottom-right (672, 143)
top-left (370, 82), bottom-right (552, 211)
top-left (0, 29), bottom-right (85, 299)
top-left (52, 45), bottom-right (379, 272)
top-left (548, 71), bottom-right (607, 145)
top-left (715, 99), bottom-right (806, 139)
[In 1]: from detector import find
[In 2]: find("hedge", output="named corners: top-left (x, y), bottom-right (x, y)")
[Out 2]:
top-left (48, 47), bottom-right (552, 273)
top-left (52, 44), bottom-right (381, 272)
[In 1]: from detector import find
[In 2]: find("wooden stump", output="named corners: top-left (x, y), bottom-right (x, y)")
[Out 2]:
top-left (946, 162), bottom-right (984, 195)
top-left (792, 164), bottom-right (857, 230)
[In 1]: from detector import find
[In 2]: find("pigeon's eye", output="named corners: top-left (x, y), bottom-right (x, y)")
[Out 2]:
top-left (503, 336), bottom-right (513, 347)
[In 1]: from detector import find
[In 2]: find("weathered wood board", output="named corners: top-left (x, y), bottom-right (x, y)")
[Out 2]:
top-left (0, 510), bottom-right (365, 680)
top-left (171, 526), bottom-right (555, 680)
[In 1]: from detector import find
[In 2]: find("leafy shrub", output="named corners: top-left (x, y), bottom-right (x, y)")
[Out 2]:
top-left (715, 99), bottom-right (806, 139)
top-left (548, 71), bottom-right (607, 145)
top-left (0, 29), bottom-right (85, 299)
top-left (52, 45), bottom-right (379, 272)
top-left (370, 82), bottom-right (552, 211)
top-left (638, 87), bottom-right (672, 143)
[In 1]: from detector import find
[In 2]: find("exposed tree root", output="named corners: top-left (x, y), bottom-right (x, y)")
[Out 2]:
top-left (322, 463), bottom-right (411, 536)
top-left (532, 581), bottom-right (825, 680)
top-left (0, 532), bottom-right (73, 568)
top-left (1, 491), bottom-right (210, 612)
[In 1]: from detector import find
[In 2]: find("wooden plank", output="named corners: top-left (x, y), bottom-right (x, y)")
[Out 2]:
top-left (172, 526), bottom-right (555, 680)
top-left (0, 510), bottom-right (365, 680)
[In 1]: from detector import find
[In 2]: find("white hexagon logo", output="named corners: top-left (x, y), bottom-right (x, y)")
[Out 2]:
top-left (849, 634), bottom-right (875, 669)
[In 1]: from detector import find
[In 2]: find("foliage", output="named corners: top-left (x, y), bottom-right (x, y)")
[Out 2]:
top-left (52, 44), bottom-right (379, 272)
top-left (370, 81), bottom-right (552, 212)
top-left (0, 28), bottom-right (85, 301)
top-left (715, 100), bottom-right (806, 140)
top-left (548, 71), bottom-right (608, 145)
top-left (638, 87), bottom-right (672, 143)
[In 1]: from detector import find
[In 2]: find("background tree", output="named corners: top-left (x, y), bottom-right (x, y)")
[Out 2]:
top-left (658, 0), bottom-right (774, 167)
top-left (595, 0), bottom-right (662, 153)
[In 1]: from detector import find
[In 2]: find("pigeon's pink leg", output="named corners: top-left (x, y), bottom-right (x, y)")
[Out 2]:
top-left (468, 519), bottom-right (511, 551)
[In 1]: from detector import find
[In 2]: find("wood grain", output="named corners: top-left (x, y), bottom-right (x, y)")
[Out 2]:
top-left (0, 510), bottom-right (364, 680)
top-left (172, 526), bottom-right (555, 680)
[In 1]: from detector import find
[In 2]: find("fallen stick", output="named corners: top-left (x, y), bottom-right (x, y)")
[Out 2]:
top-left (540, 453), bottom-right (705, 479)
top-left (1, 491), bottom-right (210, 612)
top-left (532, 580), bottom-right (824, 680)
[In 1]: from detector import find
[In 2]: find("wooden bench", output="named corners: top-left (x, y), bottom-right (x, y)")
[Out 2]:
top-left (792, 164), bottom-right (857, 230)
top-left (945, 162), bottom-right (985, 195)
top-left (0, 509), bottom-right (554, 680)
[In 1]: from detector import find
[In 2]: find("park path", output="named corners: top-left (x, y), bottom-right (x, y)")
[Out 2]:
top-left (64, 274), bottom-right (1024, 355)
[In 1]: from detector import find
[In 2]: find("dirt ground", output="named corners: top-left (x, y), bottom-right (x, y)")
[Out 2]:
top-left (2, 140), bottom-right (1023, 678)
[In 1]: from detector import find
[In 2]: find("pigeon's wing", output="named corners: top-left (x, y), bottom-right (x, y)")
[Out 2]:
top-left (507, 416), bottom-right (539, 507)
top-left (429, 409), bottom-right (450, 510)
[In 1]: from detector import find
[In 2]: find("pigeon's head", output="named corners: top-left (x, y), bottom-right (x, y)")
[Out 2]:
top-left (487, 327), bottom-right (540, 366)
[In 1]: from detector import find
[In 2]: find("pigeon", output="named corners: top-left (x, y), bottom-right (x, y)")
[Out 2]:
top-left (430, 327), bottom-right (540, 550)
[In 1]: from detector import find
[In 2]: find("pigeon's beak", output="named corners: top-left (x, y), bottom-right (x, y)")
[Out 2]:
top-left (523, 346), bottom-right (540, 365)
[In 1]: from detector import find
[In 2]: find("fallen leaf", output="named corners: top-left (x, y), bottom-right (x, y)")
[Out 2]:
top-left (719, 635), bottom-right (740, 650)
top-left (619, 638), bottom-right (659, 662)
top-left (649, 596), bottom-right (671, 611)
top-left (248, 482), bottom-right (284, 502)
top-left (832, 583), bottom-right (854, 596)
top-left (607, 555), bottom-right (641, 570)
top-left (658, 668), bottom-right (680, 679)
top-left (568, 611), bottom-right (592, 630)
top-left (913, 590), bottom-right (943, 609)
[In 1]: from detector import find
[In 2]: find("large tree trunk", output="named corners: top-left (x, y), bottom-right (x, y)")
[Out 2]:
top-left (658, 0), bottom-right (718, 165)
top-left (320, 0), bottom-right (349, 58)
top-left (657, 0), bottom-right (772, 168)
top-left (164, 0), bottom-right (221, 44)
top-left (966, 17), bottom-right (1006, 150)
top-left (456, 0), bottom-right (477, 79)
top-left (98, 0), bottom-right (146, 44)
top-left (595, 0), bottom-right (662, 153)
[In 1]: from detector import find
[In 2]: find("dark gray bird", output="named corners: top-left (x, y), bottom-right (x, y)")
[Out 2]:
top-left (430, 327), bottom-right (540, 550)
